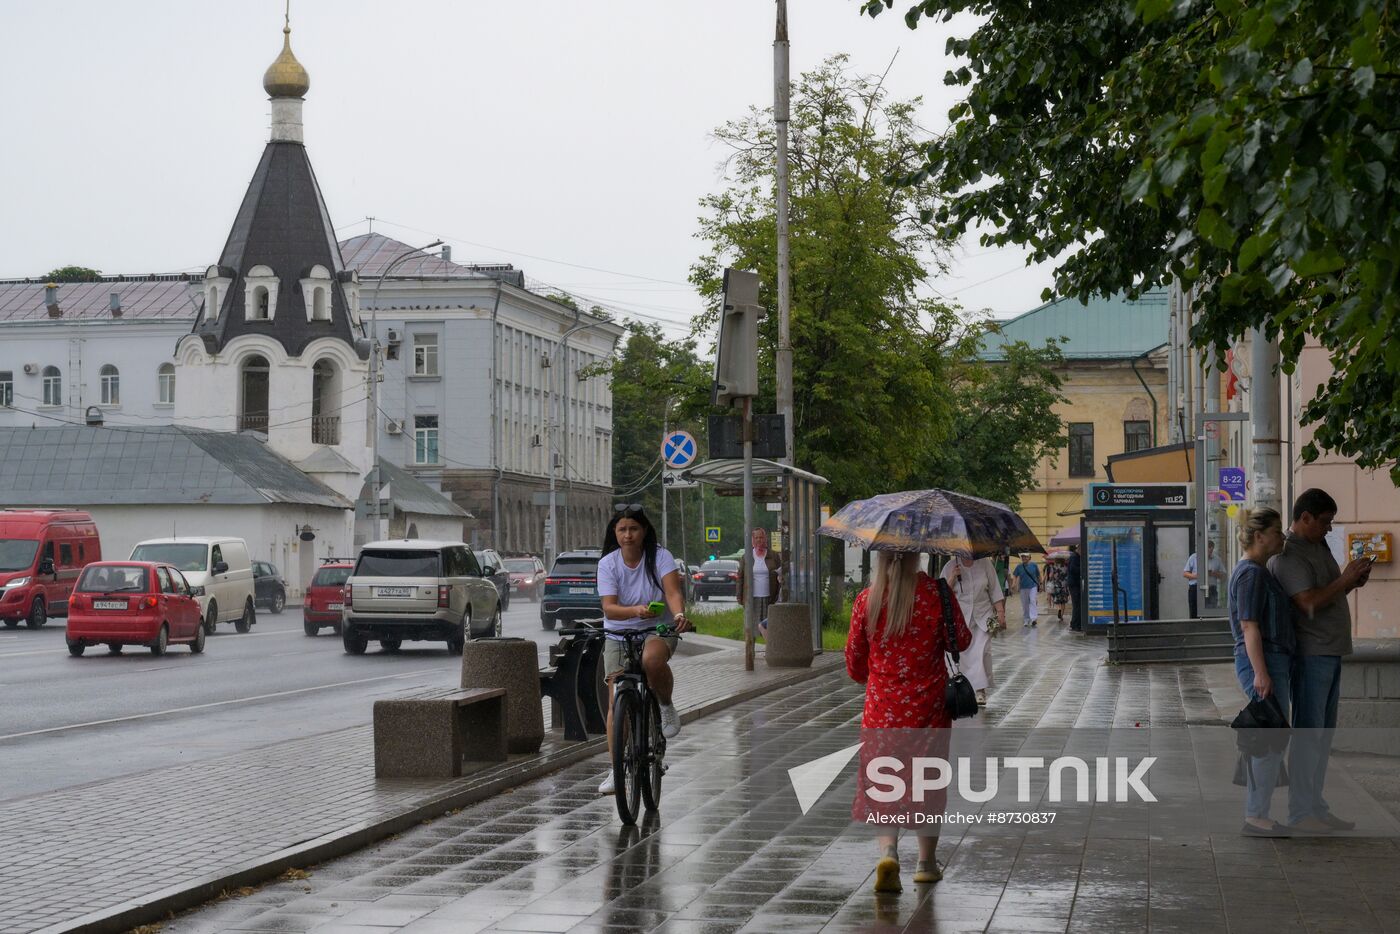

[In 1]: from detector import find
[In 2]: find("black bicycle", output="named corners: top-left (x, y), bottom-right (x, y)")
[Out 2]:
top-left (561, 624), bottom-right (679, 824)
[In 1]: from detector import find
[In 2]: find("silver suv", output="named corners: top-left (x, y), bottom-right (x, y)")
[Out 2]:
top-left (341, 540), bottom-right (501, 655)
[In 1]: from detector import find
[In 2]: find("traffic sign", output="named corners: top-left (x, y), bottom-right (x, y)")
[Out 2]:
top-left (705, 527), bottom-right (721, 543)
top-left (663, 430), bottom-right (699, 469)
top-left (662, 470), bottom-right (697, 490)
top-left (1219, 467), bottom-right (1246, 502)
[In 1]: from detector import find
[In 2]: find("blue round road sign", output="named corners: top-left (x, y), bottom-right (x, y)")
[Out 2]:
top-left (663, 431), bottom-right (698, 469)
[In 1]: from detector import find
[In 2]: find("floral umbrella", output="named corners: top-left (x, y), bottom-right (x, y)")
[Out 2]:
top-left (818, 489), bottom-right (1045, 559)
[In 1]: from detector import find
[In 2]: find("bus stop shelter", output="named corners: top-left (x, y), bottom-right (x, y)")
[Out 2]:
top-left (680, 458), bottom-right (829, 653)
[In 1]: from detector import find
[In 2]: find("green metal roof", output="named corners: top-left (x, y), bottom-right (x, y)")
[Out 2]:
top-left (978, 289), bottom-right (1169, 360)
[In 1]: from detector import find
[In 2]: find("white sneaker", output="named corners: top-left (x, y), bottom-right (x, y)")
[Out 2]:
top-left (598, 770), bottom-right (615, 794)
top-left (660, 703), bottom-right (681, 739)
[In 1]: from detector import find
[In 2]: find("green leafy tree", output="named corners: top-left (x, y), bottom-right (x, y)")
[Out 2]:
top-left (860, 0), bottom-right (1400, 480)
top-left (43, 265), bottom-right (102, 282)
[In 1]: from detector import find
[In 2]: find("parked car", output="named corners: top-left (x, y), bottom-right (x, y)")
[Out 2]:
top-left (681, 562), bottom-right (703, 602)
top-left (65, 561), bottom-right (205, 657)
top-left (129, 537), bottom-right (256, 635)
top-left (303, 560), bottom-right (353, 636)
top-left (692, 559), bottom-right (740, 601)
top-left (540, 550), bottom-right (602, 631)
top-left (474, 548), bottom-right (511, 611)
top-left (504, 556), bottom-right (546, 602)
top-left (252, 561), bottom-right (287, 614)
top-left (0, 509), bottom-right (102, 629)
top-left (342, 540), bottom-right (501, 655)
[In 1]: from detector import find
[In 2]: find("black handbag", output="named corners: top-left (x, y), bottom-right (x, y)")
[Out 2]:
top-left (936, 577), bottom-right (979, 720)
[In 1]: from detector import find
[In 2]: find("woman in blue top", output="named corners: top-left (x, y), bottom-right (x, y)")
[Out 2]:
top-left (1228, 506), bottom-right (1296, 836)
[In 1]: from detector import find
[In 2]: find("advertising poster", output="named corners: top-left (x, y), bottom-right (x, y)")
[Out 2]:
top-left (1086, 523), bottom-right (1146, 624)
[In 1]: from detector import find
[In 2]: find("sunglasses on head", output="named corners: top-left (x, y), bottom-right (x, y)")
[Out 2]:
top-left (614, 503), bottom-right (646, 517)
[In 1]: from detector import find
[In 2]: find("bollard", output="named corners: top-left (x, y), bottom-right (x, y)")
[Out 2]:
top-left (460, 637), bottom-right (544, 753)
top-left (764, 602), bottom-right (814, 668)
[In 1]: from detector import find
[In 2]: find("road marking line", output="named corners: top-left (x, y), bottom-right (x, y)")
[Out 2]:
top-left (0, 668), bottom-right (442, 741)
top-left (0, 628), bottom-right (305, 658)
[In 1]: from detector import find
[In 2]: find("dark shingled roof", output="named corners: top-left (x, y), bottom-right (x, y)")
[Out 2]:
top-left (193, 141), bottom-right (366, 358)
top-left (0, 426), bottom-right (350, 508)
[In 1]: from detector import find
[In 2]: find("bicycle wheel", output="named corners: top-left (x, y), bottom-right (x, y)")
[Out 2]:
top-left (611, 687), bottom-right (643, 824)
top-left (640, 692), bottom-right (665, 811)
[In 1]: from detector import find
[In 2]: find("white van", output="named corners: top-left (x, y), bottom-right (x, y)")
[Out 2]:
top-left (129, 537), bottom-right (257, 634)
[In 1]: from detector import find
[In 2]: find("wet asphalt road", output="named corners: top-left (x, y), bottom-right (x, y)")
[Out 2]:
top-left (0, 594), bottom-right (567, 802)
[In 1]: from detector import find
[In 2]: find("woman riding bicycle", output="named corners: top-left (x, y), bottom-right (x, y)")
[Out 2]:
top-left (596, 503), bottom-right (691, 795)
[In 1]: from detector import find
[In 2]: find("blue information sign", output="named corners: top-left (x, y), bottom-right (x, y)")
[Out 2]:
top-left (1086, 523), bottom-right (1146, 624)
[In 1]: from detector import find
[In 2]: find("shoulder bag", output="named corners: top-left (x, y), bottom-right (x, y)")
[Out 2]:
top-left (936, 576), bottom-right (979, 720)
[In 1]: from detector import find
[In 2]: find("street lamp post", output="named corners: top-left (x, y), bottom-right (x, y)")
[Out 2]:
top-left (368, 239), bottom-right (442, 541)
top-left (546, 316), bottom-right (607, 568)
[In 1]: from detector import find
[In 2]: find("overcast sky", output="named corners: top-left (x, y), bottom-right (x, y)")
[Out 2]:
top-left (0, 1), bottom-right (1060, 341)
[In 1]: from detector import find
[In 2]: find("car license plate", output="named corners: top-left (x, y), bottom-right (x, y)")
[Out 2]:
top-left (569, 587), bottom-right (593, 594)
top-left (329, 602), bottom-right (344, 610)
top-left (376, 587), bottom-right (411, 597)
top-left (94, 600), bottom-right (127, 610)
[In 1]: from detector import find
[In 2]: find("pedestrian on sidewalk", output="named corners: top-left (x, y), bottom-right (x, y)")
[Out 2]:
top-left (1046, 557), bottom-right (1070, 622)
top-left (1066, 544), bottom-right (1084, 631)
top-left (846, 551), bottom-right (972, 894)
top-left (595, 504), bottom-right (692, 795)
top-left (1228, 507), bottom-right (1296, 836)
top-left (940, 555), bottom-right (1005, 706)
top-left (1011, 553), bottom-right (1041, 627)
top-left (741, 527), bottom-right (782, 639)
top-left (1185, 541), bottom-right (1228, 618)
top-left (1268, 488), bottom-right (1373, 834)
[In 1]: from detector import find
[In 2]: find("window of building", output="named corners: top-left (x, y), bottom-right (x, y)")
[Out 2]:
top-left (0, 371), bottom-right (11, 407)
top-left (413, 334), bottom-right (439, 376)
top-left (157, 363), bottom-right (176, 405)
top-left (253, 287), bottom-right (270, 320)
top-left (239, 354), bottom-right (270, 433)
top-left (414, 414), bottom-right (440, 464)
top-left (41, 366), bottom-right (62, 406)
top-left (100, 365), bottom-right (120, 406)
top-left (1068, 423), bottom-right (1095, 477)
top-left (1124, 420), bottom-right (1151, 454)
top-left (312, 287), bottom-right (328, 321)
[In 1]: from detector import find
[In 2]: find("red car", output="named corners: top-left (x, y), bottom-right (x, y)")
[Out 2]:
top-left (65, 561), bottom-right (205, 657)
top-left (303, 561), bottom-right (353, 636)
top-left (504, 556), bottom-right (546, 602)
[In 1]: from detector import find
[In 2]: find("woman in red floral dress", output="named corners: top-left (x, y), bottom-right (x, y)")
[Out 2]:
top-left (846, 551), bottom-right (972, 893)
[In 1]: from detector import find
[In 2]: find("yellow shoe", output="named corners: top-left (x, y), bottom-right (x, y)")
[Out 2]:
top-left (873, 855), bottom-right (902, 893)
top-left (913, 860), bottom-right (942, 884)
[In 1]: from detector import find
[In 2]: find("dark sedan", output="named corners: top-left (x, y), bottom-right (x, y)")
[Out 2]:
top-left (691, 559), bottom-right (740, 601)
top-left (253, 561), bottom-right (287, 614)
top-left (473, 549), bottom-right (511, 612)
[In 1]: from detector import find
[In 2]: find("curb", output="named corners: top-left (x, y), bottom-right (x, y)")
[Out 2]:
top-left (38, 654), bottom-right (843, 934)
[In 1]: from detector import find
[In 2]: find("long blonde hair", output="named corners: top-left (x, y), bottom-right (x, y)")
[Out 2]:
top-left (865, 551), bottom-right (921, 641)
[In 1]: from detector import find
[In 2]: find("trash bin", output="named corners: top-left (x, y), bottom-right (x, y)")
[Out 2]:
top-left (460, 637), bottom-right (544, 753)
top-left (765, 602), bottom-right (814, 668)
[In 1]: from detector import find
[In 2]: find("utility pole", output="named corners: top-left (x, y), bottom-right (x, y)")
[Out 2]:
top-left (774, 0), bottom-right (794, 472)
top-left (661, 399), bottom-right (669, 550)
top-left (547, 317), bottom-right (603, 568)
top-left (1249, 330), bottom-right (1282, 514)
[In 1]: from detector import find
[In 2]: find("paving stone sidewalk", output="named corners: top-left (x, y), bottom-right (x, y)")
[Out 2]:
top-left (154, 612), bottom-right (1400, 934)
top-left (1, 640), bottom-right (840, 934)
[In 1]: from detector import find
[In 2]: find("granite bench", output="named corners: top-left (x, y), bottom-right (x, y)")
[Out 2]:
top-left (373, 686), bottom-right (508, 778)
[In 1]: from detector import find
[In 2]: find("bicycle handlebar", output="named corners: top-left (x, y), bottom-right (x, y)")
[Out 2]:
top-left (558, 624), bottom-right (681, 639)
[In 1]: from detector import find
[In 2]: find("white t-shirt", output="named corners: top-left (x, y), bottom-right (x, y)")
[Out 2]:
top-left (941, 558), bottom-right (1005, 632)
top-left (752, 548), bottom-right (771, 599)
top-left (596, 546), bottom-right (679, 637)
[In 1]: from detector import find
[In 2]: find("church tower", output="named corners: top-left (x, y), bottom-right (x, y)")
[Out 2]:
top-left (175, 14), bottom-right (372, 506)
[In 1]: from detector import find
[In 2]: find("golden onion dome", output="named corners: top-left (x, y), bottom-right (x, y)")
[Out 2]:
top-left (263, 25), bottom-right (310, 99)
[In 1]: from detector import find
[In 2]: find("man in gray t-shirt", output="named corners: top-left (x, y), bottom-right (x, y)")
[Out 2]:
top-left (1266, 488), bottom-right (1372, 832)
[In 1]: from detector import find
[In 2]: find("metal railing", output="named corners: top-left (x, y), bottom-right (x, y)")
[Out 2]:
top-left (238, 414), bottom-right (268, 433)
top-left (312, 415), bottom-right (341, 445)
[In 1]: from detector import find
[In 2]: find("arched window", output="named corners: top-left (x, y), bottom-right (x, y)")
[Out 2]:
top-left (253, 286), bottom-right (270, 320)
top-left (99, 365), bottom-right (120, 405)
top-left (311, 359), bottom-right (340, 444)
top-left (239, 355), bottom-right (270, 433)
top-left (312, 287), bottom-right (328, 321)
top-left (41, 366), bottom-right (62, 406)
top-left (157, 363), bottom-right (176, 405)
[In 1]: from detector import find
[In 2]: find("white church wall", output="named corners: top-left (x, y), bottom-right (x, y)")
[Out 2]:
top-left (74, 502), bottom-right (353, 598)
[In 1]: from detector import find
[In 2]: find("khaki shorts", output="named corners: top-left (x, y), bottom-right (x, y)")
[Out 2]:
top-left (603, 633), bottom-right (678, 678)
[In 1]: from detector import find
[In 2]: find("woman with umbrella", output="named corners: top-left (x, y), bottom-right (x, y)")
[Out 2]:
top-left (823, 490), bottom-right (1039, 892)
top-left (846, 550), bottom-right (972, 892)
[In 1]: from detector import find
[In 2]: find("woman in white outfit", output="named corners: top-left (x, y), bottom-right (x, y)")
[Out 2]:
top-left (939, 556), bottom-right (1006, 706)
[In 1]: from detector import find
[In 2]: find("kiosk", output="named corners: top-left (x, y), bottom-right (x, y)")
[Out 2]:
top-left (1081, 482), bottom-right (1196, 628)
